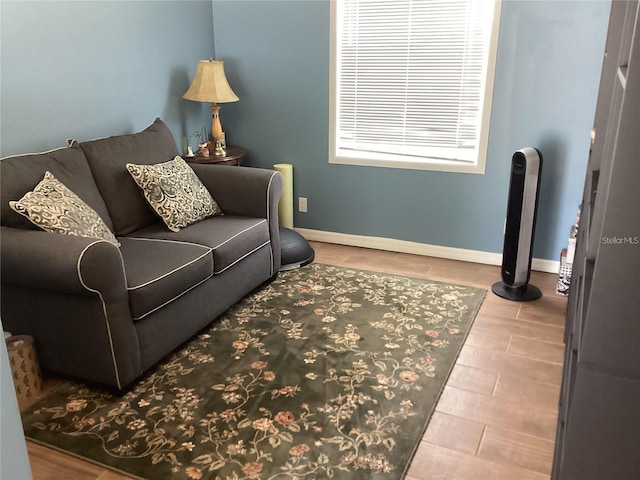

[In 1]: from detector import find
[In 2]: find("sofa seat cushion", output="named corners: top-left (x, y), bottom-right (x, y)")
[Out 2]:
top-left (119, 237), bottom-right (213, 320)
top-left (128, 216), bottom-right (270, 274)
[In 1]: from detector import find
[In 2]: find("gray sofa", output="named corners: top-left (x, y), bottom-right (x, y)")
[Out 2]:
top-left (1, 118), bottom-right (282, 390)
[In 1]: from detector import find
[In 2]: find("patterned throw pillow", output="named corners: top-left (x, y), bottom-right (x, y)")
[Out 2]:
top-left (9, 171), bottom-right (120, 246)
top-left (126, 156), bottom-right (222, 232)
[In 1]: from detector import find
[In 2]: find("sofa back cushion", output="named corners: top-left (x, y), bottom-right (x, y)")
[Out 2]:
top-left (1, 144), bottom-right (114, 231)
top-left (80, 118), bottom-right (180, 236)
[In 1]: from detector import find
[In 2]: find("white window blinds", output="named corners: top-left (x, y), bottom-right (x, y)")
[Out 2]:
top-left (330, 0), bottom-right (501, 173)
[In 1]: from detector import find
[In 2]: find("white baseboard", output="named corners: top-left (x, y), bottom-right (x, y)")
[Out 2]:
top-left (295, 228), bottom-right (560, 274)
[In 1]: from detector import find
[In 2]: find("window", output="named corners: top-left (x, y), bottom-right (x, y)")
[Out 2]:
top-left (330, 0), bottom-right (502, 173)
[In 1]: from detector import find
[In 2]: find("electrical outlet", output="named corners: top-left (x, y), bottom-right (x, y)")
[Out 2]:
top-left (299, 197), bottom-right (308, 213)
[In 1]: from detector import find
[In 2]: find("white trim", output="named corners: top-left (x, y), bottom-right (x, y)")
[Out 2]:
top-left (531, 258), bottom-right (560, 275)
top-left (125, 236), bottom-right (212, 250)
top-left (295, 228), bottom-right (560, 274)
top-left (211, 219), bottom-right (267, 250)
top-left (126, 250), bottom-right (212, 290)
top-left (214, 240), bottom-right (271, 275)
top-left (121, 238), bottom-right (213, 290)
top-left (266, 171), bottom-right (279, 276)
top-left (1, 145), bottom-right (70, 161)
top-left (77, 240), bottom-right (127, 389)
top-left (131, 274), bottom-right (213, 320)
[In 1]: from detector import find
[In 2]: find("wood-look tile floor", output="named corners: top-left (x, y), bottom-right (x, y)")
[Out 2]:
top-left (21, 241), bottom-right (567, 480)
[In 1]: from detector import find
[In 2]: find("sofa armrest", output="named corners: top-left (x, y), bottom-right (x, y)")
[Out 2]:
top-left (192, 165), bottom-right (282, 217)
top-left (1, 226), bottom-right (141, 389)
top-left (1, 226), bottom-right (126, 296)
top-left (192, 165), bottom-right (283, 273)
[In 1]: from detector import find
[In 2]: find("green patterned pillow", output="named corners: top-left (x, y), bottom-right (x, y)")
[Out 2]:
top-left (9, 171), bottom-right (120, 246)
top-left (126, 156), bottom-right (222, 232)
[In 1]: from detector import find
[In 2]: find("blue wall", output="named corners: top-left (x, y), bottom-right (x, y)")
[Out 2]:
top-left (1, 5), bottom-right (216, 476)
top-left (1, 1), bottom-right (611, 262)
top-left (213, 0), bottom-right (610, 261)
top-left (0, 0), bottom-right (217, 157)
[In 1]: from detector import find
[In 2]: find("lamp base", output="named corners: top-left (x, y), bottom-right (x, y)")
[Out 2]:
top-left (213, 140), bottom-right (226, 156)
top-left (210, 104), bottom-right (226, 156)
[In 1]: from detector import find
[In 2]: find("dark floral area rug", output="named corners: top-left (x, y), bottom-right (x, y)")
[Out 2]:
top-left (22, 263), bottom-right (485, 480)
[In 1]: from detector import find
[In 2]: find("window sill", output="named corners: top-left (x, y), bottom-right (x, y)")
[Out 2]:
top-left (329, 153), bottom-right (487, 174)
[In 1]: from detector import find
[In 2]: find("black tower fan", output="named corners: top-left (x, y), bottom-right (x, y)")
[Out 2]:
top-left (492, 147), bottom-right (543, 301)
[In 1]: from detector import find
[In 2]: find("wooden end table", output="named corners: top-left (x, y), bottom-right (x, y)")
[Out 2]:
top-left (185, 146), bottom-right (247, 166)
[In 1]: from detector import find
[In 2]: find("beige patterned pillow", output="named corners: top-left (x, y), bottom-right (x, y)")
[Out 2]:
top-left (9, 171), bottom-right (120, 246)
top-left (126, 156), bottom-right (222, 232)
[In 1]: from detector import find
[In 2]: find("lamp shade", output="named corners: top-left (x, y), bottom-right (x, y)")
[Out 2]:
top-left (183, 60), bottom-right (239, 104)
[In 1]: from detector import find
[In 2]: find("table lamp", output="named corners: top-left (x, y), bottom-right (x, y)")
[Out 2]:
top-left (183, 59), bottom-right (239, 156)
